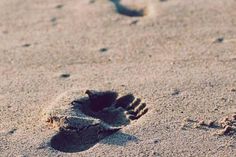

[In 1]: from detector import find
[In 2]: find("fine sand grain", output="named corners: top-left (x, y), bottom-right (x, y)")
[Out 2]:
top-left (0, 0), bottom-right (236, 156)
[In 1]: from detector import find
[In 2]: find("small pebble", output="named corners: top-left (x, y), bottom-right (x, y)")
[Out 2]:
top-left (207, 120), bottom-right (215, 127)
top-left (55, 4), bottom-right (63, 9)
top-left (130, 20), bottom-right (139, 25)
top-left (215, 37), bottom-right (224, 43)
top-left (231, 89), bottom-right (236, 92)
top-left (50, 17), bottom-right (57, 22)
top-left (198, 120), bottom-right (206, 126)
top-left (171, 89), bottom-right (180, 96)
top-left (60, 73), bottom-right (70, 78)
top-left (22, 44), bottom-right (31, 47)
top-left (220, 125), bottom-right (234, 135)
top-left (153, 139), bottom-right (159, 144)
top-left (8, 128), bottom-right (17, 135)
top-left (99, 48), bottom-right (108, 53)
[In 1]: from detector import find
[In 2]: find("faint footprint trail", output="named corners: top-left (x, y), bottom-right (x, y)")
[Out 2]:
top-left (43, 90), bottom-right (148, 152)
top-left (110, 0), bottom-right (148, 17)
top-left (182, 113), bottom-right (236, 136)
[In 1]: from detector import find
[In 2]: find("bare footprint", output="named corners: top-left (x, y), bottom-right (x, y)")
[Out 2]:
top-left (109, 0), bottom-right (157, 17)
top-left (42, 90), bottom-right (148, 152)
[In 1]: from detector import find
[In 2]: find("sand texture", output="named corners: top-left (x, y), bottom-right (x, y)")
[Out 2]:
top-left (0, 0), bottom-right (236, 156)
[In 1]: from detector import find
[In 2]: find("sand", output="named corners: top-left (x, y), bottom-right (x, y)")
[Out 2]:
top-left (0, 0), bottom-right (236, 156)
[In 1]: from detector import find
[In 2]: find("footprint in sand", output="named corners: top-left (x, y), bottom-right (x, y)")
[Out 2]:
top-left (110, 0), bottom-right (147, 17)
top-left (91, 0), bottom-right (157, 17)
top-left (110, 0), bottom-right (159, 17)
top-left (181, 113), bottom-right (236, 136)
top-left (42, 90), bottom-right (148, 152)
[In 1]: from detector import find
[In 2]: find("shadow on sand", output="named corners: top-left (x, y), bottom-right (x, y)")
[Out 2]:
top-left (110, 0), bottom-right (146, 17)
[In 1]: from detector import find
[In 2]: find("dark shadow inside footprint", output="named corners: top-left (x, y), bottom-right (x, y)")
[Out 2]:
top-left (50, 90), bottom-right (148, 153)
top-left (110, 0), bottom-right (146, 17)
top-left (51, 131), bottom-right (96, 153)
top-left (74, 90), bottom-right (147, 127)
top-left (85, 90), bottom-right (118, 112)
top-left (51, 130), bottom-right (137, 153)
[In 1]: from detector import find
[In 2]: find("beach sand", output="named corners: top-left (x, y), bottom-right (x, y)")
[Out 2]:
top-left (0, 0), bottom-right (235, 156)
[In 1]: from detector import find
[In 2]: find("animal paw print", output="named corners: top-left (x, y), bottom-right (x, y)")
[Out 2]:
top-left (43, 90), bottom-right (148, 152)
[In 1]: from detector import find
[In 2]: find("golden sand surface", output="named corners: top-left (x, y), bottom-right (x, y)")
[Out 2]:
top-left (0, 0), bottom-right (235, 156)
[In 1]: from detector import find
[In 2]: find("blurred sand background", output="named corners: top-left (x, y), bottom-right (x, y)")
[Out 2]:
top-left (0, 0), bottom-right (236, 156)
